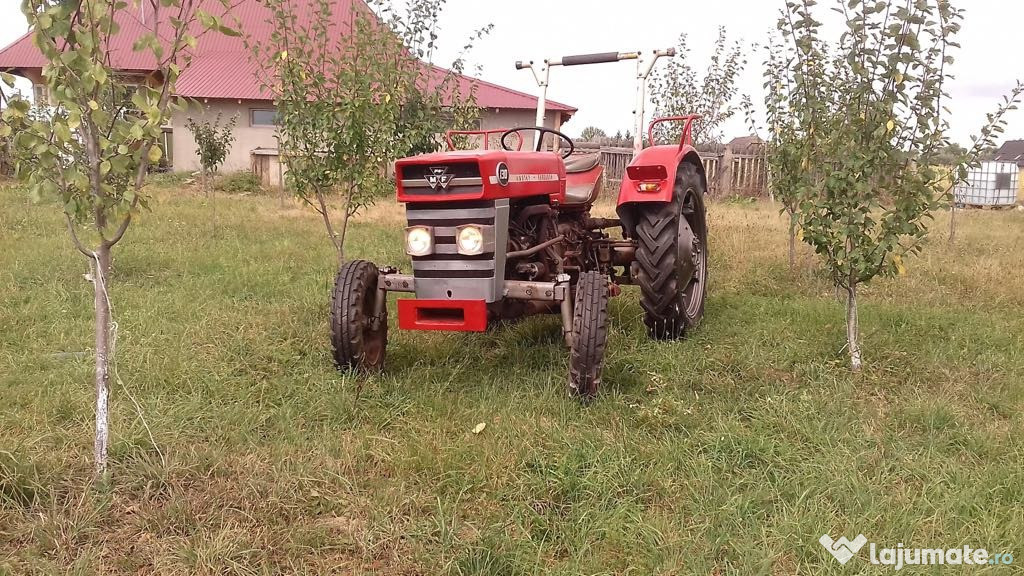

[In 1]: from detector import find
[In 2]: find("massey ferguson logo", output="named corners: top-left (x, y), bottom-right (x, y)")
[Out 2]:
top-left (425, 166), bottom-right (454, 190)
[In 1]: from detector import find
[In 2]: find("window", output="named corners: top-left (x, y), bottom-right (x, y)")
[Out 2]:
top-left (32, 84), bottom-right (48, 106)
top-left (250, 109), bottom-right (278, 127)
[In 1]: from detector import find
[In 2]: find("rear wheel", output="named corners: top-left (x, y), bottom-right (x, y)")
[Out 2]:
top-left (568, 271), bottom-right (610, 400)
top-left (330, 260), bottom-right (387, 372)
top-left (635, 161), bottom-right (708, 340)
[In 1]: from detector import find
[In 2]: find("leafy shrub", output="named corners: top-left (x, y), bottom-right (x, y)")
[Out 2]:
top-left (147, 171), bottom-right (194, 188)
top-left (214, 171), bottom-right (263, 194)
top-left (186, 113), bottom-right (237, 178)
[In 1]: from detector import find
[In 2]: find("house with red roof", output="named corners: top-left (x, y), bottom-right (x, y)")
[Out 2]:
top-left (0, 0), bottom-right (575, 176)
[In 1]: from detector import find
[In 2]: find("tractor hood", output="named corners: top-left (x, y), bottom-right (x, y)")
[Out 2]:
top-left (395, 150), bottom-right (566, 204)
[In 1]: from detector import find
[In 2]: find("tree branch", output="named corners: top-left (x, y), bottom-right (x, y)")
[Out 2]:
top-left (103, 195), bottom-right (141, 248)
top-left (65, 212), bottom-right (97, 258)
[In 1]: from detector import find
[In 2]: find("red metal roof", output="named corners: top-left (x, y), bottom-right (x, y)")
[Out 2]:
top-left (0, 0), bottom-right (575, 114)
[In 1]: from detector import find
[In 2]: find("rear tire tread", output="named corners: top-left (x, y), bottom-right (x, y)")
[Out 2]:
top-left (634, 162), bottom-right (706, 340)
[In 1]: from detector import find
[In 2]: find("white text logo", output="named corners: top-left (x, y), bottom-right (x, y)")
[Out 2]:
top-left (820, 534), bottom-right (868, 564)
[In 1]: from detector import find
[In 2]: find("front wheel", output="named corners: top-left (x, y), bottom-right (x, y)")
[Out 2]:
top-left (330, 260), bottom-right (387, 372)
top-left (634, 161), bottom-right (708, 340)
top-left (568, 271), bottom-right (610, 400)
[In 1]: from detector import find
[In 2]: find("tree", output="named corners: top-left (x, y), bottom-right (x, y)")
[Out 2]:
top-left (766, 0), bottom-right (1022, 371)
top-left (579, 126), bottom-right (607, 141)
top-left (185, 112), bottom-right (237, 193)
top-left (249, 0), bottom-right (486, 264)
top-left (0, 0), bottom-right (234, 477)
top-left (649, 27), bottom-right (748, 147)
top-left (763, 35), bottom-right (806, 271)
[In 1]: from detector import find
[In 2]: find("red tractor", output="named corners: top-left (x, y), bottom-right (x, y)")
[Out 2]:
top-left (330, 49), bottom-right (708, 399)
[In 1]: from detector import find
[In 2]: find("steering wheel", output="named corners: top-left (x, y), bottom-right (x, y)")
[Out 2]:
top-left (501, 127), bottom-right (575, 159)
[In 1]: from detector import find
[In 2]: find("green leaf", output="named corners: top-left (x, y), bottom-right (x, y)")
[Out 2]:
top-left (195, 10), bottom-right (218, 31)
top-left (147, 145), bottom-right (163, 164)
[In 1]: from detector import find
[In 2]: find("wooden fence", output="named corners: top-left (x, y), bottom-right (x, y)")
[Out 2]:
top-left (571, 143), bottom-right (768, 198)
top-left (723, 153), bottom-right (768, 197)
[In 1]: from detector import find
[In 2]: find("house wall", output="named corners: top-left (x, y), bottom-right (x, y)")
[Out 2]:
top-left (171, 99), bottom-right (279, 173)
top-left (478, 108), bottom-right (565, 150)
top-left (171, 101), bottom-right (571, 173)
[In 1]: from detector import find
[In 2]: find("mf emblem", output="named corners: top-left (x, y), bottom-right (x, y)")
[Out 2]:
top-left (426, 166), bottom-right (454, 190)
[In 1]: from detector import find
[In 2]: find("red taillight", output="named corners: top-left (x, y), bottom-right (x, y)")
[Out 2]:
top-left (627, 164), bottom-right (667, 192)
top-left (626, 164), bottom-right (668, 181)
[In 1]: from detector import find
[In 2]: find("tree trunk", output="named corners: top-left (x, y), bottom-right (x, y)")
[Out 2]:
top-left (787, 211), bottom-right (797, 271)
top-left (315, 190), bottom-right (345, 265)
top-left (278, 160), bottom-right (285, 209)
top-left (335, 211), bottom-right (351, 266)
top-left (92, 244), bottom-right (112, 478)
top-left (334, 186), bottom-right (356, 265)
top-left (845, 283), bottom-right (862, 372)
top-left (210, 171), bottom-right (219, 236)
top-left (948, 203), bottom-right (957, 244)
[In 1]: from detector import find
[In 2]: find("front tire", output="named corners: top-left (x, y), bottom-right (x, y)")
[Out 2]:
top-left (330, 260), bottom-right (387, 372)
top-left (568, 271), bottom-right (610, 400)
top-left (635, 161), bottom-right (708, 340)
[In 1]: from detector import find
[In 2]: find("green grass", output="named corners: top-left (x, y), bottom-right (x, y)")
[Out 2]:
top-left (1, 184), bottom-right (1022, 575)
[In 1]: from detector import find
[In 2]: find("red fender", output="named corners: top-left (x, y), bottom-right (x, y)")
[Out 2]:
top-left (615, 115), bottom-right (707, 238)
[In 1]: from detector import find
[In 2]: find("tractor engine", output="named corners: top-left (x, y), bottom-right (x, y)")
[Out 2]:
top-left (507, 201), bottom-right (561, 282)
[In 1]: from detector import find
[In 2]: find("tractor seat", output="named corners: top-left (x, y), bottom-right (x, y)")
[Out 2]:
top-left (564, 180), bottom-right (603, 205)
top-left (564, 152), bottom-right (601, 174)
top-left (562, 153), bottom-right (603, 205)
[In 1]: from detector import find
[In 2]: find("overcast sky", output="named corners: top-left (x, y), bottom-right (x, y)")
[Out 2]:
top-left (1, 0), bottom-right (1020, 146)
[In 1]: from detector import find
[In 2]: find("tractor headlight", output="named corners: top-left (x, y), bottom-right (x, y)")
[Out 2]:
top-left (456, 225), bottom-right (486, 255)
top-left (405, 226), bottom-right (434, 256)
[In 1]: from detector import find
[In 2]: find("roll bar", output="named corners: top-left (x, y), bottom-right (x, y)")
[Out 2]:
top-left (648, 115), bottom-right (701, 150)
top-left (516, 48), bottom-right (677, 152)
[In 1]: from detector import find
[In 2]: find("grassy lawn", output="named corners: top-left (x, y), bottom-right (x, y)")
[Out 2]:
top-left (1, 183), bottom-right (1022, 575)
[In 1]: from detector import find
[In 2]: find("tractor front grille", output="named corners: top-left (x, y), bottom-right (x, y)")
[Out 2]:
top-left (406, 199), bottom-right (509, 302)
top-left (399, 163), bottom-right (483, 196)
